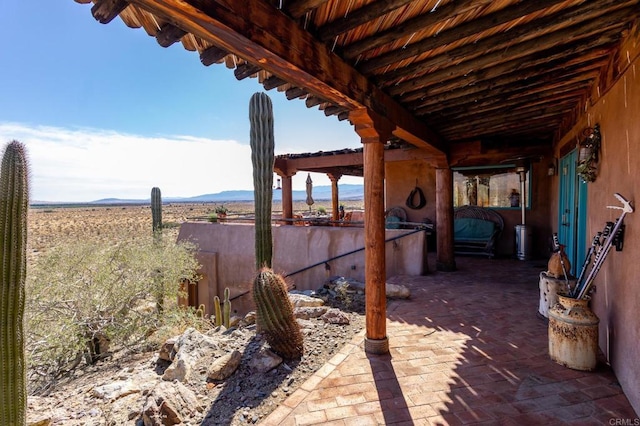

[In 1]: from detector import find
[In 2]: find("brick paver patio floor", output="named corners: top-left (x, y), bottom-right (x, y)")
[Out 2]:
top-left (261, 256), bottom-right (638, 425)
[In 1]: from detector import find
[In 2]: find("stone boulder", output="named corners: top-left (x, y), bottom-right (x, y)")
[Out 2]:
top-left (142, 381), bottom-right (200, 426)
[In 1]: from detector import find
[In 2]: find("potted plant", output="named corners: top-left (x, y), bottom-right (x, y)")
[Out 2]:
top-left (214, 204), bottom-right (228, 219)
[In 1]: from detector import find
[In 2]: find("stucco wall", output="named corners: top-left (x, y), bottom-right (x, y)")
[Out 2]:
top-left (553, 57), bottom-right (640, 414)
top-left (385, 160), bottom-right (437, 225)
top-left (177, 222), bottom-right (428, 314)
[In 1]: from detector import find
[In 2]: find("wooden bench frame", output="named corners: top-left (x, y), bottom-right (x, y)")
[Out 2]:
top-left (454, 205), bottom-right (504, 258)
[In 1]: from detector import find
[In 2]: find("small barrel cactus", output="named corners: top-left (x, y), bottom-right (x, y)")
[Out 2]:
top-left (151, 187), bottom-right (162, 235)
top-left (249, 92), bottom-right (275, 269)
top-left (0, 140), bottom-right (29, 425)
top-left (253, 268), bottom-right (303, 359)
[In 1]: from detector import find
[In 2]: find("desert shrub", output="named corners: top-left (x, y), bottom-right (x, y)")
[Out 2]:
top-left (25, 236), bottom-right (200, 394)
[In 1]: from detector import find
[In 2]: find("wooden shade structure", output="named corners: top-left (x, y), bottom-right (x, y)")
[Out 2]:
top-left (73, 0), bottom-right (640, 353)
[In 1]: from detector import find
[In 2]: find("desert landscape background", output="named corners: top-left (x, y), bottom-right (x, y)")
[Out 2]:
top-left (28, 199), bottom-right (366, 255)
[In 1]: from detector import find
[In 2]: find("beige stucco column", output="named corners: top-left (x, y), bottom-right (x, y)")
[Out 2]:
top-left (349, 108), bottom-right (394, 355)
top-left (280, 173), bottom-right (294, 224)
top-left (328, 172), bottom-right (342, 222)
top-left (435, 167), bottom-right (456, 271)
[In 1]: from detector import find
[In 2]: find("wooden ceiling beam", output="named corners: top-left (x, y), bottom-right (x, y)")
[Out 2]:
top-left (318, 0), bottom-right (414, 42)
top-left (408, 56), bottom-right (608, 112)
top-left (234, 62), bottom-right (261, 80)
top-left (263, 75), bottom-right (287, 90)
top-left (305, 96), bottom-right (324, 108)
top-left (199, 45), bottom-right (228, 66)
top-left (426, 84), bottom-right (592, 126)
top-left (324, 105), bottom-right (347, 116)
top-left (417, 71), bottom-right (599, 117)
top-left (396, 32), bottom-right (619, 103)
top-left (443, 118), bottom-right (564, 143)
top-left (156, 22), bottom-right (187, 47)
top-left (285, 87), bottom-right (308, 100)
top-left (286, 0), bottom-right (330, 19)
top-left (357, 0), bottom-right (566, 73)
top-left (127, 0), bottom-right (446, 154)
top-left (438, 104), bottom-right (574, 136)
top-left (342, 0), bottom-right (492, 59)
top-left (389, 9), bottom-right (632, 96)
top-left (92, 0), bottom-right (130, 24)
top-left (380, 0), bottom-right (627, 84)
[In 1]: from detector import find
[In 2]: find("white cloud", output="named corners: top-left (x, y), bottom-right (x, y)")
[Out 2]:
top-left (0, 122), bottom-right (254, 202)
top-left (0, 122), bottom-right (363, 202)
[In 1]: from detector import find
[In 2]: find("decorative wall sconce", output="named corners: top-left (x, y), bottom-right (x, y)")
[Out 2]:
top-left (547, 158), bottom-right (558, 176)
top-left (577, 124), bottom-right (601, 183)
top-left (275, 178), bottom-right (282, 190)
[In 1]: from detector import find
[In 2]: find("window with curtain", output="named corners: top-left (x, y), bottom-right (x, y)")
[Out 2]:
top-left (453, 166), bottom-right (530, 208)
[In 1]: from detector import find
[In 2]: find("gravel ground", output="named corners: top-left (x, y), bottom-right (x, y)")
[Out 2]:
top-left (27, 291), bottom-right (366, 425)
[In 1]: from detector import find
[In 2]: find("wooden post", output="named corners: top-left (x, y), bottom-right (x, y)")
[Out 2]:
top-left (281, 174), bottom-right (294, 224)
top-left (328, 173), bottom-right (341, 223)
top-left (436, 167), bottom-right (456, 271)
top-left (349, 108), bottom-right (394, 355)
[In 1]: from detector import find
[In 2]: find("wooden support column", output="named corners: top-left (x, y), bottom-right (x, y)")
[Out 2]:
top-left (328, 173), bottom-right (342, 223)
top-left (349, 108), bottom-right (394, 355)
top-left (280, 174), bottom-right (294, 224)
top-left (435, 167), bottom-right (456, 271)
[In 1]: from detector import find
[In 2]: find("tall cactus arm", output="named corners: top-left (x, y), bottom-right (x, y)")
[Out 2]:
top-left (0, 140), bottom-right (29, 425)
top-left (249, 92), bottom-right (275, 269)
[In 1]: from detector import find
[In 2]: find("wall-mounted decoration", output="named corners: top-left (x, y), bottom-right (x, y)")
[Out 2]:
top-left (577, 124), bottom-right (601, 183)
top-left (406, 180), bottom-right (426, 209)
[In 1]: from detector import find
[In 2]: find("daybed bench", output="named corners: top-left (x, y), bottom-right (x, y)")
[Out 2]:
top-left (454, 205), bottom-right (504, 258)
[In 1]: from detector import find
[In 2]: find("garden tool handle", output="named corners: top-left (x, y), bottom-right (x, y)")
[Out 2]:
top-left (607, 193), bottom-right (634, 213)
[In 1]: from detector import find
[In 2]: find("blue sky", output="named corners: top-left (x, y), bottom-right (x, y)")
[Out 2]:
top-left (0, 1), bottom-right (362, 202)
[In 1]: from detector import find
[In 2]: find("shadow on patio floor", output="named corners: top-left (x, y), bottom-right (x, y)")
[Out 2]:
top-left (262, 256), bottom-right (638, 425)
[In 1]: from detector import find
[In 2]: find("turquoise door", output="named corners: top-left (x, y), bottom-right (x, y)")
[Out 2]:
top-left (558, 150), bottom-right (588, 275)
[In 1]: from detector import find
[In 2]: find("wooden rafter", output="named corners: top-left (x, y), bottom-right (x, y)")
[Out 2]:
top-left (342, 0), bottom-right (493, 59)
top-left (318, 0), bottom-right (414, 42)
top-left (396, 32), bottom-right (620, 103)
top-left (355, 0), bottom-right (566, 72)
top-left (379, 0), bottom-right (629, 84)
top-left (388, 10), bottom-right (631, 97)
top-left (92, 0), bottom-right (130, 24)
top-left (127, 0), bottom-right (446, 154)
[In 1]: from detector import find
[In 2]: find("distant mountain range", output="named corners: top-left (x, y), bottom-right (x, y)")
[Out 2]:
top-left (40, 183), bottom-right (363, 206)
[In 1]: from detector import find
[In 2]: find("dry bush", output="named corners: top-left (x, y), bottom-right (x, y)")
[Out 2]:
top-left (25, 235), bottom-right (200, 395)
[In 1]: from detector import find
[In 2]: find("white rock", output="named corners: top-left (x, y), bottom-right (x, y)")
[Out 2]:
top-left (207, 350), bottom-right (242, 381)
top-left (249, 348), bottom-right (282, 373)
top-left (321, 308), bottom-right (351, 324)
top-left (92, 379), bottom-right (140, 400)
top-left (288, 293), bottom-right (324, 308)
top-left (294, 306), bottom-right (329, 319)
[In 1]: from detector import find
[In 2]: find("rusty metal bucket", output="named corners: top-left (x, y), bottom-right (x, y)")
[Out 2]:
top-left (548, 295), bottom-right (599, 371)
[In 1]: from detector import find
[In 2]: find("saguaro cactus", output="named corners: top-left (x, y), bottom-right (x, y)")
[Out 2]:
top-left (252, 268), bottom-right (304, 359)
top-left (151, 186), bottom-right (162, 235)
top-left (0, 140), bottom-right (29, 425)
top-left (249, 92), bottom-right (275, 269)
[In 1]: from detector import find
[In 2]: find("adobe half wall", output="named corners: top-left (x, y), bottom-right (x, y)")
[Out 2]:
top-left (553, 55), bottom-right (640, 414)
top-left (177, 222), bottom-right (428, 316)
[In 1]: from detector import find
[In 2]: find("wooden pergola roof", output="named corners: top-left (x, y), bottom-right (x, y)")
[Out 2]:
top-left (77, 0), bottom-right (640, 165)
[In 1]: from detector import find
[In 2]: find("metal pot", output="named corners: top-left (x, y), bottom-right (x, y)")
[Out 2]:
top-left (548, 295), bottom-right (599, 371)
